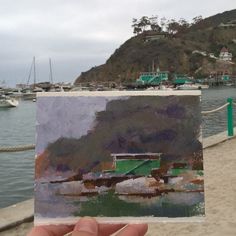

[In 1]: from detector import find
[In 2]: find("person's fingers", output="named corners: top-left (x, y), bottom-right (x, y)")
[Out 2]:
top-left (27, 224), bottom-right (73, 236)
top-left (98, 223), bottom-right (126, 236)
top-left (72, 217), bottom-right (98, 236)
top-left (115, 224), bottom-right (148, 236)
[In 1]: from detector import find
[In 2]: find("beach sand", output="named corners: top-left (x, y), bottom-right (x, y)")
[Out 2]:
top-left (1, 137), bottom-right (236, 236)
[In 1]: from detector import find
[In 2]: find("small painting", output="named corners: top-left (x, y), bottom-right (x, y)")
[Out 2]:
top-left (35, 91), bottom-right (204, 224)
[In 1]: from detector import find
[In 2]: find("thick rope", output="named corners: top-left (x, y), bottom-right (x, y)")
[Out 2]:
top-left (201, 103), bottom-right (229, 115)
top-left (0, 144), bottom-right (35, 152)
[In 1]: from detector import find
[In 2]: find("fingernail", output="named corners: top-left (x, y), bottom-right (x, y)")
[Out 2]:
top-left (74, 217), bottom-right (98, 234)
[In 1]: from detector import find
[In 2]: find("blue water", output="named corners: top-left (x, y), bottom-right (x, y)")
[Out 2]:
top-left (0, 101), bottom-right (35, 208)
top-left (0, 87), bottom-right (236, 208)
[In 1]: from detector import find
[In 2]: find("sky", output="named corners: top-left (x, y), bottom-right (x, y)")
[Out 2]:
top-left (36, 96), bottom-right (119, 154)
top-left (0, 0), bottom-right (235, 87)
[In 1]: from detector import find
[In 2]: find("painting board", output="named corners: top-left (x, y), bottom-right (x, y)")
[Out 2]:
top-left (35, 91), bottom-right (204, 225)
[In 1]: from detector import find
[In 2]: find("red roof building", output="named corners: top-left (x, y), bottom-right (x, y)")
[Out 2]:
top-left (219, 47), bottom-right (232, 61)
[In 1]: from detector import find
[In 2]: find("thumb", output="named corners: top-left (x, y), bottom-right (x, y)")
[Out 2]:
top-left (72, 217), bottom-right (98, 236)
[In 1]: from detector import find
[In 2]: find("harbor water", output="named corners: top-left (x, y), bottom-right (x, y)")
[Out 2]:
top-left (0, 87), bottom-right (236, 209)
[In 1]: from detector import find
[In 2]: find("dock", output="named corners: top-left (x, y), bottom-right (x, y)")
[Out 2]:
top-left (0, 130), bottom-right (236, 235)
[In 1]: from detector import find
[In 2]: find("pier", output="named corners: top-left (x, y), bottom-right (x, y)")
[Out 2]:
top-left (0, 130), bottom-right (236, 235)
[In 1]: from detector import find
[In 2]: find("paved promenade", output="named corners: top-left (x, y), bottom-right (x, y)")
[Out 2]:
top-left (147, 137), bottom-right (236, 236)
top-left (1, 136), bottom-right (236, 236)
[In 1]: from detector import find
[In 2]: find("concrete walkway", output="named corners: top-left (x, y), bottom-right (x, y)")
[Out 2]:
top-left (147, 136), bottom-right (236, 236)
top-left (1, 136), bottom-right (236, 235)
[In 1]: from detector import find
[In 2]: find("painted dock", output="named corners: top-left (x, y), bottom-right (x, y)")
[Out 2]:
top-left (0, 130), bottom-right (236, 235)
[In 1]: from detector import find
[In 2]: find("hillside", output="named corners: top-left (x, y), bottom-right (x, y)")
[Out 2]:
top-left (75, 9), bottom-right (236, 84)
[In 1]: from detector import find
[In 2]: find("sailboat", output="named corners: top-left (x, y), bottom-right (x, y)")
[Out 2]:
top-left (22, 57), bottom-right (38, 100)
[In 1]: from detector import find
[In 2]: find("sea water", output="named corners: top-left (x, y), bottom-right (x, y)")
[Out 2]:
top-left (0, 87), bottom-right (236, 208)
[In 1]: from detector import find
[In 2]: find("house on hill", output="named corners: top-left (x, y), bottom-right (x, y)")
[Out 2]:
top-left (143, 31), bottom-right (169, 42)
top-left (218, 20), bottom-right (236, 28)
top-left (219, 47), bottom-right (232, 61)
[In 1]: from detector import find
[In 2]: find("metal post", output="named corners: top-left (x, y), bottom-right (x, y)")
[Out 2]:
top-left (227, 98), bottom-right (234, 136)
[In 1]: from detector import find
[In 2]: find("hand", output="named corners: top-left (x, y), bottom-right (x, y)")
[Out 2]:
top-left (27, 217), bottom-right (148, 236)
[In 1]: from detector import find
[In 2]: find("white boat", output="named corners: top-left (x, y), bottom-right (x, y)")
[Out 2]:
top-left (225, 83), bottom-right (233, 87)
top-left (177, 83), bottom-right (200, 90)
top-left (159, 84), bottom-right (174, 90)
top-left (195, 83), bottom-right (209, 89)
top-left (0, 95), bottom-right (19, 107)
top-left (177, 82), bottom-right (209, 90)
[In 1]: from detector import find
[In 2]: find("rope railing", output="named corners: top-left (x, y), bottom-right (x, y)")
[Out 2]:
top-left (201, 103), bottom-right (229, 115)
top-left (201, 98), bottom-right (234, 136)
top-left (0, 144), bottom-right (35, 152)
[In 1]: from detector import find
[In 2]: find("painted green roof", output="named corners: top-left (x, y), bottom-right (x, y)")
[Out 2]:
top-left (136, 72), bottom-right (168, 85)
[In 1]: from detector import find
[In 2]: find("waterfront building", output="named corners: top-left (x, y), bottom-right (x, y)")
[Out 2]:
top-left (219, 47), bottom-right (232, 61)
top-left (136, 70), bottom-right (169, 86)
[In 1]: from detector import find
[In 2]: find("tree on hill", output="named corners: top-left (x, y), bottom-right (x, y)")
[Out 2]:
top-left (192, 15), bottom-right (203, 25)
top-left (178, 18), bottom-right (190, 33)
top-left (132, 15), bottom-right (206, 36)
top-left (149, 16), bottom-right (162, 32)
top-left (132, 18), bottom-right (143, 35)
top-left (132, 15), bottom-right (161, 34)
top-left (166, 19), bottom-right (180, 34)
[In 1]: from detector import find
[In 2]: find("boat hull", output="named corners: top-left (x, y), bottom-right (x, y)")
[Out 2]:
top-left (177, 85), bottom-right (199, 90)
top-left (0, 98), bottom-right (19, 107)
top-left (22, 93), bottom-right (36, 100)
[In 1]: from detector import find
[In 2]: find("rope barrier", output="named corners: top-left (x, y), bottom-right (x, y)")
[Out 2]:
top-left (201, 103), bottom-right (229, 115)
top-left (0, 144), bottom-right (35, 152)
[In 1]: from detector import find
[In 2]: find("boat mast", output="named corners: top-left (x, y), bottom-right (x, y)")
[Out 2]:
top-left (49, 58), bottom-right (53, 84)
top-left (26, 59), bottom-right (33, 86)
top-left (33, 56), bottom-right (36, 88)
top-left (152, 60), bottom-right (155, 72)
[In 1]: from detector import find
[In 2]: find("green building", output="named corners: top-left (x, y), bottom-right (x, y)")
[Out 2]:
top-left (136, 71), bottom-right (169, 86)
top-left (173, 74), bottom-right (192, 85)
top-left (222, 75), bottom-right (230, 81)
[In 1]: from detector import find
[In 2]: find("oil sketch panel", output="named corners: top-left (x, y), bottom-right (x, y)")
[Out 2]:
top-left (35, 91), bottom-right (204, 224)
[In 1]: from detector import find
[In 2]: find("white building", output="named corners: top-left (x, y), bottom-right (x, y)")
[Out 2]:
top-left (219, 47), bottom-right (232, 61)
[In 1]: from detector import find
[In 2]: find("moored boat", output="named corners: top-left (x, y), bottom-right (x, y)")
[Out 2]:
top-left (176, 81), bottom-right (209, 90)
top-left (176, 83), bottom-right (200, 90)
top-left (195, 83), bottom-right (209, 89)
top-left (0, 95), bottom-right (19, 107)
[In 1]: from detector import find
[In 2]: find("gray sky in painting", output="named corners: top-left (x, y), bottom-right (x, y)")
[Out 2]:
top-left (0, 0), bottom-right (235, 87)
top-left (36, 96), bottom-right (126, 154)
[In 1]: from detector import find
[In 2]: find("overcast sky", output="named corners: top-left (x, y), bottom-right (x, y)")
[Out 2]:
top-left (0, 0), bottom-right (235, 87)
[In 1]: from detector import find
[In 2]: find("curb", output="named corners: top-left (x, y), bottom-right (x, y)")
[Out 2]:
top-left (203, 127), bottom-right (236, 149)
top-left (0, 199), bottom-right (34, 232)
